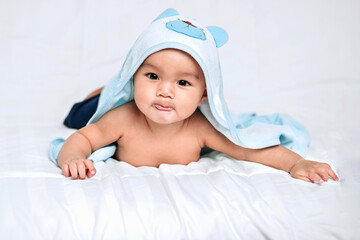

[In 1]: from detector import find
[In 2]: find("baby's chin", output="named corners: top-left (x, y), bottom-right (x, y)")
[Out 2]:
top-left (146, 115), bottom-right (182, 125)
top-left (144, 112), bottom-right (187, 126)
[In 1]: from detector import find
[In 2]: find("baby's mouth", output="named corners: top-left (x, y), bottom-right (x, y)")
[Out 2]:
top-left (153, 104), bottom-right (173, 111)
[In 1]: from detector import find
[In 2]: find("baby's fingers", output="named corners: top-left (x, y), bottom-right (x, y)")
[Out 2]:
top-left (315, 163), bottom-right (339, 182)
top-left (84, 159), bottom-right (96, 178)
top-left (69, 162), bottom-right (80, 180)
top-left (309, 172), bottom-right (324, 183)
top-left (316, 168), bottom-right (330, 182)
top-left (61, 164), bottom-right (71, 177)
top-left (322, 169), bottom-right (339, 182)
top-left (294, 175), bottom-right (313, 183)
top-left (77, 162), bottom-right (86, 180)
top-left (328, 168), bottom-right (339, 181)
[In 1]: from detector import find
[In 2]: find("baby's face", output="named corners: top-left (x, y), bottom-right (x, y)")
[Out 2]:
top-left (133, 49), bottom-right (207, 125)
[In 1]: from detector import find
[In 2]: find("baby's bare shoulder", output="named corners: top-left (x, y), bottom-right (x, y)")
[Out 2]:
top-left (78, 102), bottom-right (139, 146)
top-left (187, 111), bottom-right (220, 148)
top-left (111, 101), bottom-right (137, 115)
top-left (96, 101), bottom-right (138, 126)
top-left (189, 111), bottom-right (217, 134)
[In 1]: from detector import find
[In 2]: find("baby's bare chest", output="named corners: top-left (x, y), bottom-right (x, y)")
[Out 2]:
top-left (115, 130), bottom-right (202, 167)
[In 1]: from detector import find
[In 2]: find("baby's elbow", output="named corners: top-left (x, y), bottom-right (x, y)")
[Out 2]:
top-left (235, 146), bottom-right (247, 160)
top-left (236, 146), bottom-right (254, 161)
top-left (221, 143), bottom-right (247, 161)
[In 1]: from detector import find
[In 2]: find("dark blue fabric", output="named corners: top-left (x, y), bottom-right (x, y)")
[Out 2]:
top-left (63, 93), bottom-right (213, 156)
top-left (63, 94), bottom-right (100, 129)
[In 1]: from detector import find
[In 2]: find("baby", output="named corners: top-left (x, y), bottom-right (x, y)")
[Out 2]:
top-left (54, 9), bottom-right (338, 183)
top-left (58, 48), bottom-right (338, 183)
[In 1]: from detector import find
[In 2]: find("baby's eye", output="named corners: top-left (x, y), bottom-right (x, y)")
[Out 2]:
top-left (146, 73), bottom-right (159, 80)
top-left (178, 80), bottom-right (190, 86)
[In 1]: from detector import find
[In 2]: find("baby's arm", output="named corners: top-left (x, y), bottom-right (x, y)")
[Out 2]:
top-left (238, 145), bottom-right (338, 183)
top-left (58, 108), bottom-right (123, 179)
top-left (57, 131), bottom-right (95, 179)
top-left (199, 117), bottom-right (338, 183)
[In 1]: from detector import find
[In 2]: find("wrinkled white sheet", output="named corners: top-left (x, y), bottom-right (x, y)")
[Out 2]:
top-left (1, 1), bottom-right (359, 239)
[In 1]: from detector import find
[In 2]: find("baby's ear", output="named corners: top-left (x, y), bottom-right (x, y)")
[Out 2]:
top-left (207, 26), bottom-right (228, 48)
top-left (153, 8), bottom-right (179, 22)
top-left (199, 90), bottom-right (208, 106)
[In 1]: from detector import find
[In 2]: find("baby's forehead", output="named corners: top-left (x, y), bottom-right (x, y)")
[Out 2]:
top-left (141, 49), bottom-right (204, 76)
top-left (144, 48), bottom-right (198, 63)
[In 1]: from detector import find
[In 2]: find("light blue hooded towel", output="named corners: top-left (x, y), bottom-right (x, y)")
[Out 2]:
top-left (49, 8), bottom-right (310, 165)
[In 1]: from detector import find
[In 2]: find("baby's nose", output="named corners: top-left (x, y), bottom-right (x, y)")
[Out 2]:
top-left (156, 82), bottom-right (174, 98)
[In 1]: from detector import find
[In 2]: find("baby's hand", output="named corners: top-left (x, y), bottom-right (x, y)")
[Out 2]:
top-left (60, 159), bottom-right (96, 180)
top-left (289, 159), bottom-right (339, 183)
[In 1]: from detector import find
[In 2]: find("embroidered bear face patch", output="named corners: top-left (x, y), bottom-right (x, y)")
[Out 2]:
top-left (166, 19), bottom-right (206, 40)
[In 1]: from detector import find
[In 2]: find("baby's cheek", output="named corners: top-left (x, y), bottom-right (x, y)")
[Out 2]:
top-left (180, 99), bottom-right (200, 118)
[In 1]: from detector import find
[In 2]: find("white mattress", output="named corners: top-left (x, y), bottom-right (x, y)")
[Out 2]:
top-left (1, 1), bottom-right (359, 239)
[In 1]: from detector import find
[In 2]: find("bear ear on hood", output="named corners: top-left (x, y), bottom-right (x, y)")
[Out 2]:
top-left (207, 26), bottom-right (228, 48)
top-left (153, 8), bottom-right (179, 22)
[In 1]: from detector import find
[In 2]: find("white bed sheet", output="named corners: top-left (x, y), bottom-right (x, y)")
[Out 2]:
top-left (1, 1), bottom-right (359, 239)
top-left (0, 124), bottom-right (358, 239)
